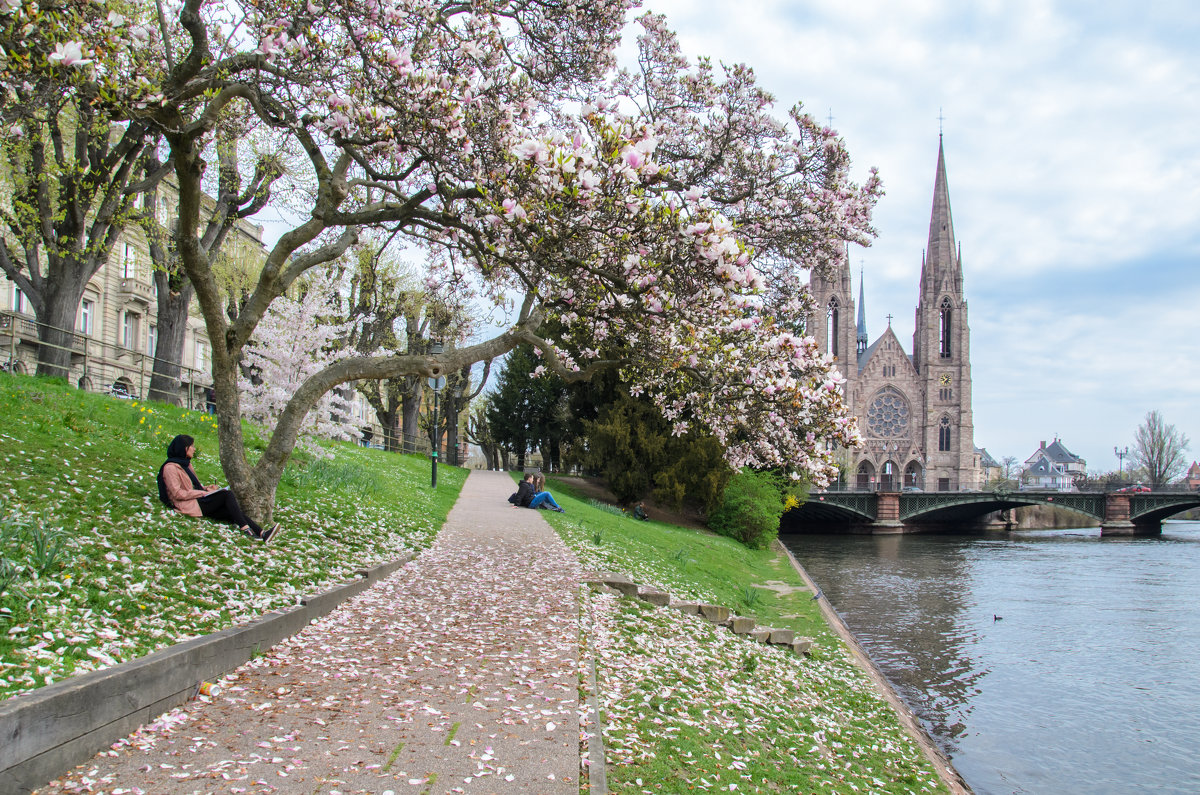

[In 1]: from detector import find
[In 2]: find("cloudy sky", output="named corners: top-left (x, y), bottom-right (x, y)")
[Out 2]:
top-left (632, 0), bottom-right (1200, 473)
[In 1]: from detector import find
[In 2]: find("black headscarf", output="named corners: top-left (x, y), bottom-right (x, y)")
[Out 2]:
top-left (157, 434), bottom-right (202, 505)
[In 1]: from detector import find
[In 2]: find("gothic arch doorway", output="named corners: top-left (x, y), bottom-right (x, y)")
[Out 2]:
top-left (880, 459), bottom-right (900, 491)
top-left (856, 460), bottom-right (875, 491)
top-left (904, 461), bottom-right (924, 489)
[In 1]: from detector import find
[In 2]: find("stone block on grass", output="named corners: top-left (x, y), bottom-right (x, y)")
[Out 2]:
top-left (637, 588), bottom-right (670, 607)
top-left (792, 637), bottom-right (814, 655)
top-left (699, 604), bottom-right (731, 624)
top-left (768, 628), bottom-right (795, 646)
top-left (599, 573), bottom-right (640, 597)
top-left (729, 616), bottom-right (757, 634)
top-left (750, 627), bottom-right (773, 643)
top-left (669, 600), bottom-right (700, 615)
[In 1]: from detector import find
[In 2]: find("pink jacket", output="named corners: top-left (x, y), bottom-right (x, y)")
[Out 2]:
top-left (162, 462), bottom-right (213, 517)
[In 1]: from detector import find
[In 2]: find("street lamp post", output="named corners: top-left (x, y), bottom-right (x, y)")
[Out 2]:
top-left (429, 341), bottom-right (446, 488)
top-left (1114, 445), bottom-right (1129, 480)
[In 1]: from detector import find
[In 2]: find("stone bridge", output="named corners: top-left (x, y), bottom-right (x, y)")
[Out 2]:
top-left (781, 489), bottom-right (1200, 536)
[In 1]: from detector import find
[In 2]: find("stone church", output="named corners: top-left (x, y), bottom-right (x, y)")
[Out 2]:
top-left (810, 138), bottom-right (981, 491)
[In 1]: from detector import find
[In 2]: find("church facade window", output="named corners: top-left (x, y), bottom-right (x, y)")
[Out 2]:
top-left (827, 297), bottom-right (840, 359)
top-left (938, 415), bottom-right (952, 451)
top-left (939, 297), bottom-right (952, 358)
top-left (866, 386), bottom-right (910, 438)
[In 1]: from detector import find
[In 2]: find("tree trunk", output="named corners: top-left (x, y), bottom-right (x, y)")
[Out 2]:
top-left (401, 376), bottom-right (421, 452)
top-left (446, 404), bottom-right (460, 465)
top-left (147, 278), bottom-right (194, 404)
top-left (34, 276), bottom-right (87, 381)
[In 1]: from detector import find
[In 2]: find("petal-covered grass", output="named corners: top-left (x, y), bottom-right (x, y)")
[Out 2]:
top-left (537, 475), bottom-right (951, 794)
top-left (0, 373), bottom-right (466, 700)
top-left (544, 475), bottom-right (837, 646)
top-left (584, 594), bottom-right (947, 794)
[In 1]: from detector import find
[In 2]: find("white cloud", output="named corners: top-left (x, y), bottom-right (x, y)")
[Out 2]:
top-left (638, 0), bottom-right (1200, 471)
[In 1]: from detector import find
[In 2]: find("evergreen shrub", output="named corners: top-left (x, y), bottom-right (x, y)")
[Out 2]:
top-left (708, 468), bottom-right (787, 549)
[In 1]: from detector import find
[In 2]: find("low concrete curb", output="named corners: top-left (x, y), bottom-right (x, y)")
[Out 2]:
top-left (0, 554), bottom-right (414, 794)
top-left (584, 656), bottom-right (608, 795)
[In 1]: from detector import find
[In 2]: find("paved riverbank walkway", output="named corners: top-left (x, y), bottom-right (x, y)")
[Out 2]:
top-left (42, 471), bottom-right (583, 795)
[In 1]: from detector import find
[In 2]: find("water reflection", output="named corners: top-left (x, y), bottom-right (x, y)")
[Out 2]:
top-left (784, 522), bottom-right (1200, 795)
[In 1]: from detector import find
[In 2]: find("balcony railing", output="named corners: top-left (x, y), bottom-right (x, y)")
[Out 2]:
top-left (117, 277), bottom-right (156, 304)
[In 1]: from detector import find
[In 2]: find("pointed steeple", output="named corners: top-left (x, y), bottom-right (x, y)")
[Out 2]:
top-left (856, 265), bottom-right (868, 355)
top-left (925, 135), bottom-right (958, 282)
top-left (914, 135), bottom-right (966, 371)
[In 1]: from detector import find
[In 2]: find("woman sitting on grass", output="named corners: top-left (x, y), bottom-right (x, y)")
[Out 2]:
top-left (530, 473), bottom-right (565, 513)
top-left (156, 434), bottom-right (280, 543)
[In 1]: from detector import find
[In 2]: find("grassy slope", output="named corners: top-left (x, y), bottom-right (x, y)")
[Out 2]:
top-left (0, 373), bottom-right (466, 700)
top-left (539, 475), bottom-right (950, 794)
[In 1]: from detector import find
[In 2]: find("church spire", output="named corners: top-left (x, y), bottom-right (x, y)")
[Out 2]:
top-left (856, 265), bottom-right (868, 355)
top-left (925, 135), bottom-right (958, 280)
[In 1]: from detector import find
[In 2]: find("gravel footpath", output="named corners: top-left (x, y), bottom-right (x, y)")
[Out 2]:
top-left (40, 470), bottom-right (582, 795)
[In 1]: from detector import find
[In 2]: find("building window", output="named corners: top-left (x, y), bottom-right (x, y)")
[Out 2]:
top-left (148, 324), bottom-right (157, 359)
top-left (867, 386), bottom-right (910, 438)
top-left (122, 311), bottom-right (140, 350)
top-left (939, 387), bottom-right (953, 400)
top-left (122, 243), bottom-right (137, 280)
top-left (938, 415), bottom-right (952, 451)
top-left (78, 298), bottom-right (95, 335)
top-left (938, 477), bottom-right (951, 492)
top-left (194, 339), bottom-right (210, 372)
top-left (827, 297), bottom-right (840, 359)
top-left (11, 284), bottom-right (29, 314)
top-left (939, 297), bottom-right (952, 358)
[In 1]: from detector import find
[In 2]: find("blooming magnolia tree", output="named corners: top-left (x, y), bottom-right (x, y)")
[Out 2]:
top-left (7, 0), bottom-right (879, 521)
top-left (239, 266), bottom-right (359, 450)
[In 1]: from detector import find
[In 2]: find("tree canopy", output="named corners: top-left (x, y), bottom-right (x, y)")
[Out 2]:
top-left (1132, 410), bottom-right (1190, 487)
top-left (5, 0), bottom-right (879, 520)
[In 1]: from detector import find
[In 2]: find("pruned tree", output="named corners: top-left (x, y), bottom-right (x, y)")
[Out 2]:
top-left (440, 361), bottom-right (491, 467)
top-left (17, 1), bottom-right (879, 523)
top-left (141, 127), bottom-right (281, 404)
top-left (467, 396), bottom-right (501, 472)
top-left (1132, 410), bottom-right (1190, 487)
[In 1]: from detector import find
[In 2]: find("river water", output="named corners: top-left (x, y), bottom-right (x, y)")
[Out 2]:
top-left (782, 520), bottom-right (1200, 795)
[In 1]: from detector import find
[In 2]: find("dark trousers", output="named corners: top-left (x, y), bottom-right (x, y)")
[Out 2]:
top-left (197, 489), bottom-right (262, 538)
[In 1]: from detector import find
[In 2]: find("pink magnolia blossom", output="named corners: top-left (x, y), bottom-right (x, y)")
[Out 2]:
top-left (48, 41), bottom-right (92, 68)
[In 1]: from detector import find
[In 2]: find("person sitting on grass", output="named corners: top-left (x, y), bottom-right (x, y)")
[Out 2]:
top-left (156, 434), bottom-right (280, 543)
top-left (529, 473), bottom-right (565, 513)
top-left (631, 501), bottom-right (648, 521)
top-left (510, 472), bottom-right (536, 507)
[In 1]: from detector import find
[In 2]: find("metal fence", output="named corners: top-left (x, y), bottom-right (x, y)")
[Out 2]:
top-left (1, 310), bottom-right (211, 408)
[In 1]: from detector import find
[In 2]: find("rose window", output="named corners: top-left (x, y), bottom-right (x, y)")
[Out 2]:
top-left (866, 387), bottom-right (909, 438)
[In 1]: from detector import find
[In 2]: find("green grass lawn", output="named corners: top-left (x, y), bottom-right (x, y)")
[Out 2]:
top-left (535, 475), bottom-right (951, 794)
top-left (544, 475), bottom-right (836, 646)
top-left (0, 373), bottom-right (465, 700)
top-left (2, 375), bottom-right (949, 794)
